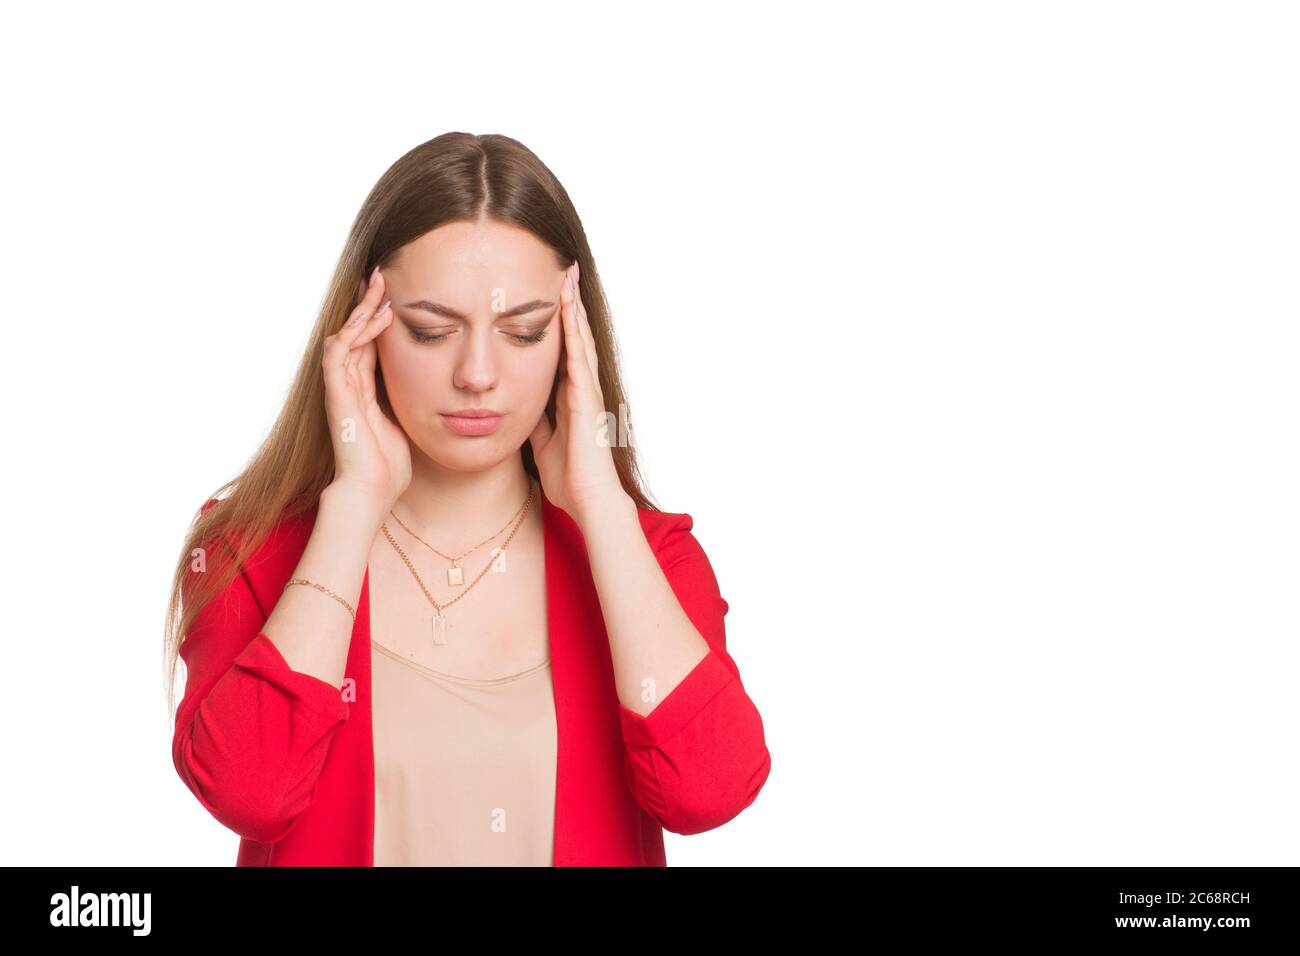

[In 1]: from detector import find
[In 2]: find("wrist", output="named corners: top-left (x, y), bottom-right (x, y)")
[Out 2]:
top-left (321, 481), bottom-right (388, 527)
top-left (575, 489), bottom-right (637, 533)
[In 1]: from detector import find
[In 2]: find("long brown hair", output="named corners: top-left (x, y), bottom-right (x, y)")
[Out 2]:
top-left (163, 131), bottom-right (657, 719)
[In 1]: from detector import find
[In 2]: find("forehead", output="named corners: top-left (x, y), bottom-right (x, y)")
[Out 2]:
top-left (390, 220), bottom-right (558, 288)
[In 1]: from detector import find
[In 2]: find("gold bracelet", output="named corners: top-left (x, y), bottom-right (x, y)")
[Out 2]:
top-left (284, 578), bottom-right (357, 620)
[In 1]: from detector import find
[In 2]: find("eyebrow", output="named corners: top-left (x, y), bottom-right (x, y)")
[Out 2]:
top-left (399, 298), bottom-right (555, 320)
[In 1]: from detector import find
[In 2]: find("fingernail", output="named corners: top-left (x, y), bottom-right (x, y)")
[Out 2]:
top-left (369, 266), bottom-right (380, 287)
top-left (348, 308), bottom-right (366, 327)
top-left (375, 299), bottom-right (391, 319)
top-left (574, 261), bottom-right (580, 284)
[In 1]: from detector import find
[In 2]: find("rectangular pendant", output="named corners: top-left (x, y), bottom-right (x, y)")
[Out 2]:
top-left (447, 565), bottom-right (464, 586)
top-left (432, 611), bottom-right (448, 645)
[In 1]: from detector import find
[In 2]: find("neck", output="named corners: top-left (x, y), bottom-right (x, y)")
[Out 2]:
top-left (390, 451), bottom-right (537, 550)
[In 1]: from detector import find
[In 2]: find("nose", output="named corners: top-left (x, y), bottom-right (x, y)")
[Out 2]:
top-left (450, 327), bottom-right (501, 393)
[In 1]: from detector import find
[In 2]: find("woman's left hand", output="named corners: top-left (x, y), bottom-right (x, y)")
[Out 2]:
top-left (528, 261), bottom-right (631, 525)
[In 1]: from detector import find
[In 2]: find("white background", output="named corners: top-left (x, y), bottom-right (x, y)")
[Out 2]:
top-left (0, 1), bottom-right (1295, 866)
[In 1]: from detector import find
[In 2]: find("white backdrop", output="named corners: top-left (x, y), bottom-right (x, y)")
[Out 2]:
top-left (1, 0), bottom-right (1296, 866)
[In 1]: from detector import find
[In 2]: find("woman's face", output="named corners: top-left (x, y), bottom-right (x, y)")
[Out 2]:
top-left (369, 219), bottom-right (566, 472)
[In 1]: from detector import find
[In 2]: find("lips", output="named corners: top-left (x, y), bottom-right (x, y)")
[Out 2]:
top-left (443, 408), bottom-right (502, 418)
top-left (440, 411), bottom-right (504, 436)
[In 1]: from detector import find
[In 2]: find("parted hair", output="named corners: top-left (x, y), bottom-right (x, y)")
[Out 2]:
top-left (163, 131), bottom-right (657, 720)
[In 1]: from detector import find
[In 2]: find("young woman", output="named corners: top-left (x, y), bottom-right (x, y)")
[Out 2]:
top-left (163, 132), bottom-right (771, 866)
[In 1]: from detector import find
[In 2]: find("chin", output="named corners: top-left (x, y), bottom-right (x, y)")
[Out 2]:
top-left (421, 435), bottom-right (516, 472)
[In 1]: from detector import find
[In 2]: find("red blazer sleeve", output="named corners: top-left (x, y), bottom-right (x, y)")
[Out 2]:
top-left (618, 513), bottom-right (772, 835)
top-left (172, 504), bottom-right (350, 845)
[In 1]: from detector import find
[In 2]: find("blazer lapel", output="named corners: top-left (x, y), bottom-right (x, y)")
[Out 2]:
top-left (543, 489), bottom-right (644, 865)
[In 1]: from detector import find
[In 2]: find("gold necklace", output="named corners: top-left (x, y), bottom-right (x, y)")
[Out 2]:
top-left (380, 482), bottom-right (536, 646)
top-left (389, 485), bottom-right (533, 586)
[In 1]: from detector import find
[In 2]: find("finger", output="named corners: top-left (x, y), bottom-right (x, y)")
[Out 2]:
top-left (560, 269), bottom-right (594, 402)
top-left (324, 269), bottom-right (387, 421)
top-left (344, 266), bottom-right (387, 334)
top-left (567, 268), bottom-right (603, 409)
top-left (355, 298), bottom-right (393, 408)
top-left (554, 355), bottom-right (571, 420)
top-left (356, 337), bottom-right (379, 405)
top-left (570, 269), bottom-right (602, 403)
top-left (326, 268), bottom-right (386, 371)
top-left (346, 300), bottom-right (391, 373)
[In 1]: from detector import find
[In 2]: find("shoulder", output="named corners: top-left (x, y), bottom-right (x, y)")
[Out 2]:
top-left (198, 496), bottom-right (317, 555)
top-left (636, 507), bottom-right (704, 566)
top-left (636, 506), bottom-right (731, 649)
top-left (195, 495), bottom-right (320, 612)
top-left (636, 506), bottom-right (726, 600)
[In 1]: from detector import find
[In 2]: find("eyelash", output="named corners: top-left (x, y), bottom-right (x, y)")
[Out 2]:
top-left (409, 327), bottom-right (550, 345)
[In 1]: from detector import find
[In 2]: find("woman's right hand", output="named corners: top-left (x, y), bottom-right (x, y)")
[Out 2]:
top-left (322, 266), bottom-right (411, 515)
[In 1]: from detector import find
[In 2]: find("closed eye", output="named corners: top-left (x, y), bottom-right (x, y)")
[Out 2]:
top-left (408, 325), bottom-right (550, 345)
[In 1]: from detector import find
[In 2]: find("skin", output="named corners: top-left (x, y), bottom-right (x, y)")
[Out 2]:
top-left (374, 220), bottom-right (566, 502)
top-left (314, 217), bottom-right (712, 710)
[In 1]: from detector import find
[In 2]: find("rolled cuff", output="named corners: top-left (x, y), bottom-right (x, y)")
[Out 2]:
top-left (618, 648), bottom-right (736, 748)
top-left (232, 632), bottom-right (351, 723)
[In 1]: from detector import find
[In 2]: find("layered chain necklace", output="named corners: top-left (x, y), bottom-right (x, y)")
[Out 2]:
top-left (380, 481), bottom-right (537, 645)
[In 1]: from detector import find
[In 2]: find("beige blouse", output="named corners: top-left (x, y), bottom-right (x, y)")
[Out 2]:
top-left (370, 637), bottom-right (557, 866)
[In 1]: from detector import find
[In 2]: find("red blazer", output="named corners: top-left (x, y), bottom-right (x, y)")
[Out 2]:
top-left (173, 487), bottom-right (772, 865)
